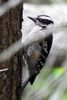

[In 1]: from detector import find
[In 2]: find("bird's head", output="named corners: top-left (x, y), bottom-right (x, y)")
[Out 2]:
top-left (28, 15), bottom-right (54, 32)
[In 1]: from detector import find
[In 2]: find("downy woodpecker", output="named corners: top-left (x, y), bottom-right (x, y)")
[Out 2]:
top-left (22, 15), bottom-right (54, 87)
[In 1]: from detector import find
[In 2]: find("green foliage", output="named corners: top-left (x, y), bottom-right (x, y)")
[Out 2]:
top-left (62, 90), bottom-right (67, 100)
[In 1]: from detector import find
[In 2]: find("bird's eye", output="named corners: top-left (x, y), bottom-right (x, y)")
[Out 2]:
top-left (38, 18), bottom-right (43, 22)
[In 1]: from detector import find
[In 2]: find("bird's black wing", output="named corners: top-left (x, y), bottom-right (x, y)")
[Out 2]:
top-left (45, 34), bottom-right (53, 53)
top-left (29, 34), bottom-right (53, 84)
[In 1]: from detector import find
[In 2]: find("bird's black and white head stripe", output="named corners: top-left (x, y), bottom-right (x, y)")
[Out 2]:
top-left (28, 15), bottom-right (54, 28)
top-left (37, 15), bottom-right (54, 25)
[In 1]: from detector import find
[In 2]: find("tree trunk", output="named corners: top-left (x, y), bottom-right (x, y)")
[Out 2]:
top-left (0, 0), bottom-right (23, 100)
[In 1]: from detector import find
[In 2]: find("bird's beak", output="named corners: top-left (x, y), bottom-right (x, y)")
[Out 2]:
top-left (28, 16), bottom-right (36, 22)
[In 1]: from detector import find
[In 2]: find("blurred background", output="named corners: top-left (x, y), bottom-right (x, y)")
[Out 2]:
top-left (24, 0), bottom-right (67, 4)
top-left (21, 0), bottom-right (67, 100)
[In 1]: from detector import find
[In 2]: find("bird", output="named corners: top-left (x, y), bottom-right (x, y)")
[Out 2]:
top-left (22, 15), bottom-right (54, 87)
